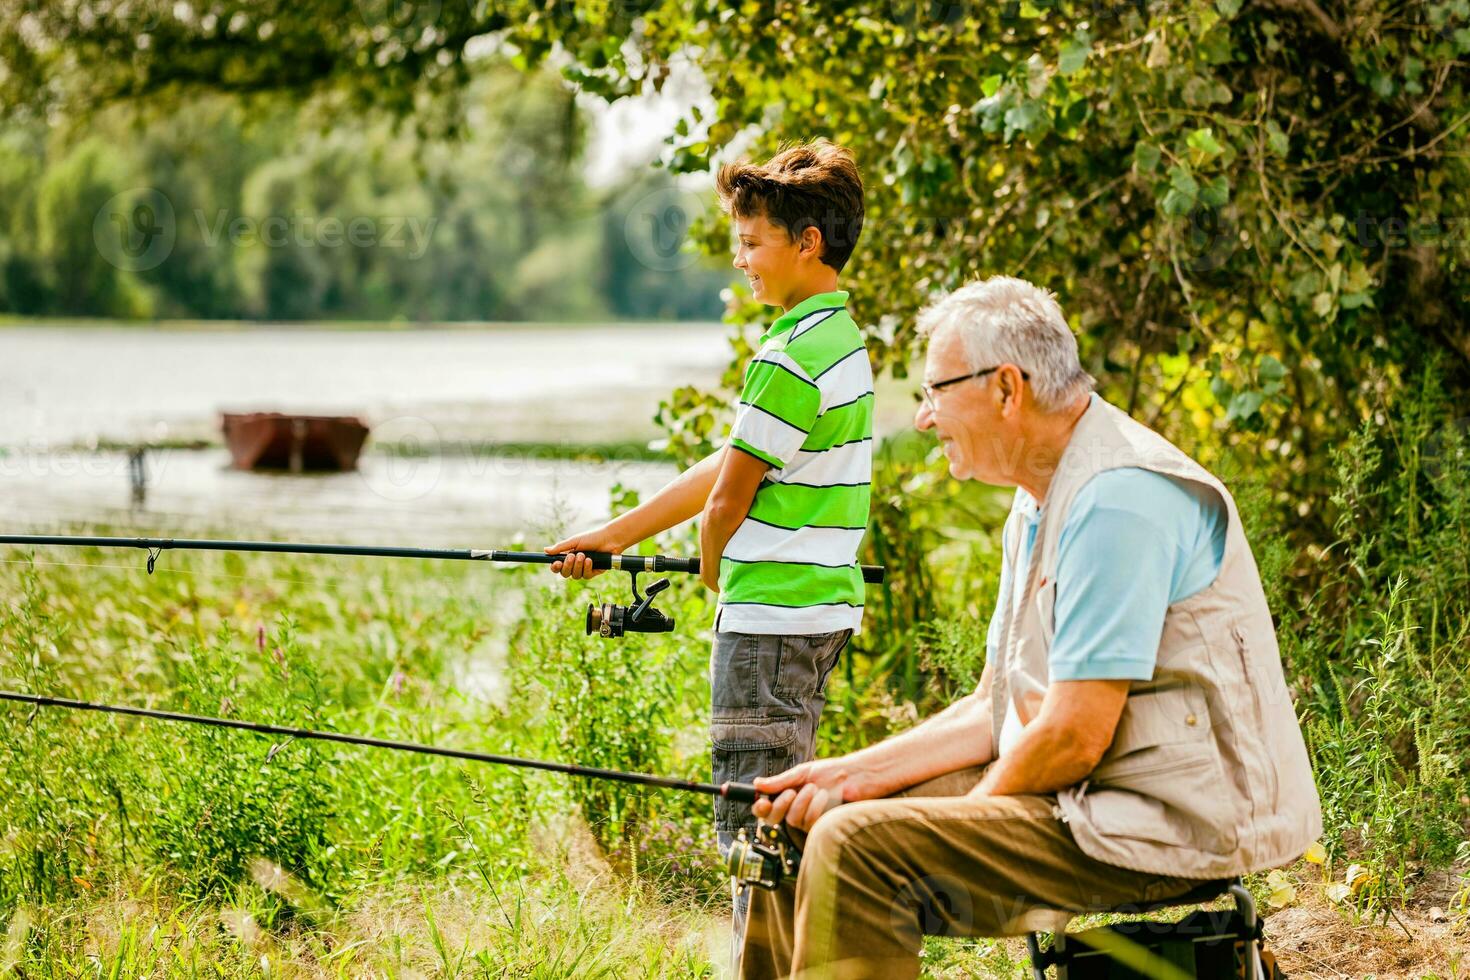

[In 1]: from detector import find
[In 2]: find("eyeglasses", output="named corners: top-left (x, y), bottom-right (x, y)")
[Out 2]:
top-left (920, 366), bottom-right (1030, 411)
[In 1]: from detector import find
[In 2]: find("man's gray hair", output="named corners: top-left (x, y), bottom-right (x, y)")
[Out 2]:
top-left (916, 276), bottom-right (1096, 411)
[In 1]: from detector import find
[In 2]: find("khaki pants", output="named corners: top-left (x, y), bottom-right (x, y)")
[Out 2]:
top-left (741, 767), bottom-right (1202, 980)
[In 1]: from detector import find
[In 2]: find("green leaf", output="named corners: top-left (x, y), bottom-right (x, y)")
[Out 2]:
top-left (1215, 0), bottom-right (1243, 16)
top-left (981, 74), bottom-right (1004, 98)
top-left (1227, 390), bottom-right (1265, 422)
top-left (1168, 165), bottom-right (1199, 198)
top-left (1163, 165), bottom-right (1199, 215)
top-left (1200, 174), bottom-right (1230, 207)
top-left (1183, 76), bottom-right (1215, 106)
top-left (1004, 101), bottom-right (1043, 138)
top-left (1133, 142), bottom-right (1161, 174)
top-left (1162, 189), bottom-right (1194, 217)
top-left (1258, 354), bottom-right (1287, 382)
top-left (1059, 41), bottom-right (1089, 76)
top-left (1187, 127), bottom-right (1224, 162)
top-left (1265, 119), bottom-right (1289, 156)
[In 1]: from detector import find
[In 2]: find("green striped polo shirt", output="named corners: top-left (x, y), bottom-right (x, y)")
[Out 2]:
top-left (719, 290), bottom-right (872, 635)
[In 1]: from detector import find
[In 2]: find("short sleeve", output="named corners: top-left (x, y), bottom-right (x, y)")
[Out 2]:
top-left (1047, 471), bottom-right (1199, 682)
top-left (729, 355), bottom-right (821, 469)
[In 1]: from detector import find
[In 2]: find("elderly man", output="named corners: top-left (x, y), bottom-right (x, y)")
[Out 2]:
top-left (740, 276), bottom-right (1321, 979)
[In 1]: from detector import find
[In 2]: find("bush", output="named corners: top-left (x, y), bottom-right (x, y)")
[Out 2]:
top-left (144, 621), bottom-right (338, 897)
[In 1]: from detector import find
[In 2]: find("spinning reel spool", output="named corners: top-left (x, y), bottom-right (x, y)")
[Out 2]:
top-left (726, 820), bottom-right (802, 894)
top-left (585, 571), bottom-right (677, 638)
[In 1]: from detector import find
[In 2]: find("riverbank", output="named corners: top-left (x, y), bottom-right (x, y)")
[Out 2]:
top-left (2, 524), bottom-right (1464, 977)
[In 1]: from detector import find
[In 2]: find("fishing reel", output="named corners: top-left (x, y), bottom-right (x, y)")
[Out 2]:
top-left (726, 820), bottom-right (802, 894)
top-left (585, 571), bottom-right (676, 638)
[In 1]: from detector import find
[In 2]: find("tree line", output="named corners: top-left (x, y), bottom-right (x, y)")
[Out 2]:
top-left (0, 64), bottom-right (726, 323)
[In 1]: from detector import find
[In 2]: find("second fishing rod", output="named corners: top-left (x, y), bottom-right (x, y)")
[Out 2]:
top-left (0, 534), bottom-right (886, 640)
top-left (0, 689), bottom-right (802, 895)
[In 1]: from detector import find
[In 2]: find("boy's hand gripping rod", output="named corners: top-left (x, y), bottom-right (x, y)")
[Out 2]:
top-left (0, 534), bottom-right (886, 639)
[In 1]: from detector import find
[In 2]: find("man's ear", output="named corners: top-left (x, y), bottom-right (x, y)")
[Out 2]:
top-left (996, 365), bottom-right (1026, 414)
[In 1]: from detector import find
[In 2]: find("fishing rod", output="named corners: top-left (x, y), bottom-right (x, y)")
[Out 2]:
top-left (0, 534), bottom-right (886, 640)
top-left (0, 689), bottom-right (797, 893)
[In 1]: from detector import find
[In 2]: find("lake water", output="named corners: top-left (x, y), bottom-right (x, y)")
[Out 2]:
top-left (1, 323), bottom-right (730, 447)
top-left (1, 323), bottom-right (730, 540)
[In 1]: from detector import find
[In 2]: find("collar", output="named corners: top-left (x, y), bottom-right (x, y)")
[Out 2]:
top-left (762, 290), bottom-right (849, 343)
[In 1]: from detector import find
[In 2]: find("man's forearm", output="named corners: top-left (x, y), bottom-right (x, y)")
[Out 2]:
top-left (974, 719), bottom-right (1096, 797)
top-left (974, 679), bottom-right (1129, 797)
top-left (602, 446), bottom-right (725, 547)
top-left (844, 691), bottom-right (996, 798)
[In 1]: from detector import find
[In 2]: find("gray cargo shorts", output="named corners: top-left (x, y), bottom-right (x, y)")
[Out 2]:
top-left (709, 628), bottom-right (852, 847)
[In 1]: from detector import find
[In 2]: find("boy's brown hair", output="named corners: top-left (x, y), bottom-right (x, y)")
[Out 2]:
top-left (715, 139), bottom-right (865, 272)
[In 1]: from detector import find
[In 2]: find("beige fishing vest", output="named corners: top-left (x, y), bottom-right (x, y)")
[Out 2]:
top-left (992, 395), bottom-right (1322, 878)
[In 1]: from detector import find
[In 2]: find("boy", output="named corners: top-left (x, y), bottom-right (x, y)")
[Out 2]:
top-left (545, 139), bottom-right (870, 948)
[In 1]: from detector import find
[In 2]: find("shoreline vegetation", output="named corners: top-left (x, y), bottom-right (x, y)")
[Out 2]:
top-left (34, 437), bottom-right (674, 464)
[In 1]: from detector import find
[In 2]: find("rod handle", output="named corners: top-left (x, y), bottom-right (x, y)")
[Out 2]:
top-left (720, 781), bottom-right (759, 803)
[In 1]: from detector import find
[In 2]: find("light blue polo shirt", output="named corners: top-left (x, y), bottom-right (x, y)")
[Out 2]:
top-left (989, 467), bottom-right (1227, 755)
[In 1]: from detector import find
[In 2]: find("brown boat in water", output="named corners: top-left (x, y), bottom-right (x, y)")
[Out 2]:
top-left (221, 413), bottom-right (370, 472)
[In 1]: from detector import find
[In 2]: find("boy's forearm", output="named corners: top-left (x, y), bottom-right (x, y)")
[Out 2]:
top-left (601, 446), bottom-right (726, 547)
top-left (698, 495), bottom-right (748, 591)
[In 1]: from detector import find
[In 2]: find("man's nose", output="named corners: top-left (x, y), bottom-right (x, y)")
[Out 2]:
top-left (915, 398), bottom-right (935, 431)
top-left (732, 250), bottom-right (746, 270)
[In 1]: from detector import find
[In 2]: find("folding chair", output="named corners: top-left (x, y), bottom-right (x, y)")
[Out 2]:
top-left (1025, 877), bottom-right (1268, 980)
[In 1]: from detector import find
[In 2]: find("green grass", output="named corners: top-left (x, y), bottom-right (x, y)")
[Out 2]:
top-left (0, 535), bottom-right (733, 974)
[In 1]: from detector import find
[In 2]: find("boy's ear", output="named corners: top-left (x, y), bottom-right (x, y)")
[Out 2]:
top-left (798, 225), bottom-right (825, 261)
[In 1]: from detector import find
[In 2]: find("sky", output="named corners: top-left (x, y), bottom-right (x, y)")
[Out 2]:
top-left (579, 55), bottom-right (714, 188)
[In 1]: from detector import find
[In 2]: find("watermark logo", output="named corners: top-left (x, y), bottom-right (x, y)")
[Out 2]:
top-left (888, 872), bottom-right (975, 941)
top-left (622, 184), bottom-right (708, 272)
top-left (94, 188), bottom-right (176, 272)
top-left (1179, 204), bottom-right (1239, 273)
top-left (358, 416), bottom-right (444, 503)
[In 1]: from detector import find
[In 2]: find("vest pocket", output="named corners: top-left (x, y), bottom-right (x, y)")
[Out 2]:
top-left (1231, 622), bottom-right (1280, 812)
top-left (1084, 686), bottom-right (1242, 854)
top-left (1084, 748), bottom-right (1241, 854)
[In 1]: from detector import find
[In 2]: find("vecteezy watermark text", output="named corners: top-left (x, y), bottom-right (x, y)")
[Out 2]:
top-left (195, 209), bottom-right (437, 258)
top-left (94, 188), bottom-right (439, 271)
